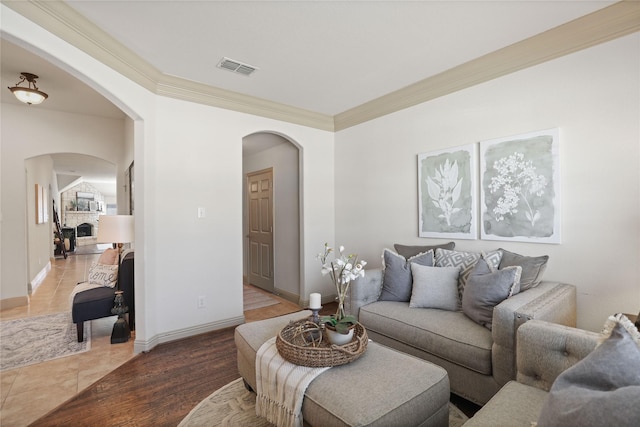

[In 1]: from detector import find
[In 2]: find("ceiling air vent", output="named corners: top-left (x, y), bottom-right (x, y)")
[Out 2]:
top-left (217, 57), bottom-right (258, 76)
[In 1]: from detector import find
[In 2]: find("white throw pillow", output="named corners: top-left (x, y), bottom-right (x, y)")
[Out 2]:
top-left (409, 264), bottom-right (460, 311)
top-left (88, 262), bottom-right (119, 288)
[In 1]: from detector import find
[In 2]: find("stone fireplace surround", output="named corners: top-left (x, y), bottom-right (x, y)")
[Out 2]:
top-left (63, 211), bottom-right (100, 246)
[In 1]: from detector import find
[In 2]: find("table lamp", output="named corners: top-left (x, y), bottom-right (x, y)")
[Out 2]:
top-left (97, 215), bottom-right (134, 343)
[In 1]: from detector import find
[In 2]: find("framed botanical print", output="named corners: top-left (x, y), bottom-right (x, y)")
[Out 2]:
top-left (480, 128), bottom-right (561, 243)
top-left (418, 144), bottom-right (477, 239)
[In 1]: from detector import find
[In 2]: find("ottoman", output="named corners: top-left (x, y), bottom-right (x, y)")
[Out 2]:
top-left (235, 311), bottom-right (450, 427)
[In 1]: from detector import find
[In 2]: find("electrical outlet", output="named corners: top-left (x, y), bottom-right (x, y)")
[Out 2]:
top-left (197, 296), bottom-right (205, 309)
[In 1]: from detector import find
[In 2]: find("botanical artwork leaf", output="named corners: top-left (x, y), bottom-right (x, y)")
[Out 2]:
top-left (418, 146), bottom-right (476, 239)
top-left (480, 129), bottom-right (560, 243)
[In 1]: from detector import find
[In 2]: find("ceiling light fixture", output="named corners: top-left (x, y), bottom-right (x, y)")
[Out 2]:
top-left (8, 72), bottom-right (49, 105)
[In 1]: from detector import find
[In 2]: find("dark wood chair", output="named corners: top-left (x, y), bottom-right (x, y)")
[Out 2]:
top-left (71, 251), bottom-right (135, 342)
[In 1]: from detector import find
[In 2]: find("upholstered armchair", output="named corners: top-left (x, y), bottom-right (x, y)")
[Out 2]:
top-left (71, 251), bottom-right (135, 342)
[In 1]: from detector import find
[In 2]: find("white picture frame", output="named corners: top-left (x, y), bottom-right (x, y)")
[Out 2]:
top-left (480, 128), bottom-right (561, 244)
top-left (418, 144), bottom-right (477, 239)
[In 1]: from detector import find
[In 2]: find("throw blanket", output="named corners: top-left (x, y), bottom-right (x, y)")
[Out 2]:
top-left (68, 282), bottom-right (102, 308)
top-left (255, 337), bottom-right (330, 427)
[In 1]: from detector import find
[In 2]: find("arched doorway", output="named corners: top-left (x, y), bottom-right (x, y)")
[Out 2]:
top-left (242, 132), bottom-right (302, 303)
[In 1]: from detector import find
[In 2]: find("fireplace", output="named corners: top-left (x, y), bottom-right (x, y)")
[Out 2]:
top-left (77, 223), bottom-right (93, 237)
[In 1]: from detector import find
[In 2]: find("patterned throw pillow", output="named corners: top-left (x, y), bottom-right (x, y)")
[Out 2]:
top-left (88, 262), bottom-right (119, 288)
top-left (379, 249), bottom-right (433, 302)
top-left (435, 248), bottom-right (480, 301)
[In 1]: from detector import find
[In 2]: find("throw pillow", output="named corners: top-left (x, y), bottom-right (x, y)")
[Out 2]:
top-left (394, 242), bottom-right (455, 259)
top-left (498, 249), bottom-right (548, 291)
top-left (461, 258), bottom-right (521, 330)
top-left (97, 248), bottom-right (119, 265)
top-left (434, 248), bottom-right (482, 301)
top-left (482, 249), bottom-right (503, 272)
top-left (88, 262), bottom-right (119, 288)
top-left (536, 315), bottom-right (640, 427)
top-left (379, 249), bottom-right (433, 302)
top-left (409, 264), bottom-right (460, 311)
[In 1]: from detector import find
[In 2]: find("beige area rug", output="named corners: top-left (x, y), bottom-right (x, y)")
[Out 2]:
top-left (179, 378), bottom-right (469, 427)
top-left (243, 285), bottom-right (280, 311)
top-left (0, 312), bottom-right (90, 371)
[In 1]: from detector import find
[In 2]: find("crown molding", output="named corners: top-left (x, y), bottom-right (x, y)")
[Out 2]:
top-left (334, 0), bottom-right (640, 131)
top-left (2, 0), bottom-right (335, 131)
top-left (4, 1), bottom-right (639, 132)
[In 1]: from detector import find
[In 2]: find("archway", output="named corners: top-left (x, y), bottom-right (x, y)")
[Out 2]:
top-left (242, 132), bottom-right (302, 304)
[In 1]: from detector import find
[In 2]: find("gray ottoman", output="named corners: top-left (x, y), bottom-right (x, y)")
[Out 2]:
top-left (235, 311), bottom-right (450, 427)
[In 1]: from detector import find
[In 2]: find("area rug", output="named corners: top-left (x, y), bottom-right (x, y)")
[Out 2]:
top-left (243, 285), bottom-right (280, 311)
top-left (179, 378), bottom-right (469, 427)
top-left (0, 312), bottom-right (90, 371)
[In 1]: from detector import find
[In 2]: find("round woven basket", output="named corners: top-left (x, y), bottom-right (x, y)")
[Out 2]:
top-left (276, 317), bottom-right (368, 367)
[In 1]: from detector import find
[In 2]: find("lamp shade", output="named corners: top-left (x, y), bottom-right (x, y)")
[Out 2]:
top-left (97, 215), bottom-right (134, 244)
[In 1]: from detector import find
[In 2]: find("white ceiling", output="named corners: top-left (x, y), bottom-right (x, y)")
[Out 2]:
top-left (1, 1), bottom-right (618, 194)
top-left (65, 0), bottom-right (614, 116)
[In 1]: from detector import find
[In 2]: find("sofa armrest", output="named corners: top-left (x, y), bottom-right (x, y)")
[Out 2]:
top-left (515, 320), bottom-right (599, 392)
top-left (491, 281), bottom-right (577, 385)
top-left (346, 268), bottom-right (383, 320)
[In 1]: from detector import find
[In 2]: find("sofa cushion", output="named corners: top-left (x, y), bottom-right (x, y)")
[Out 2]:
top-left (462, 259), bottom-right (521, 330)
top-left (393, 242), bottom-right (455, 259)
top-left (498, 249), bottom-right (548, 291)
top-left (87, 262), bottom-right (119, 288)
top-left (435, 248), bottom-right (503, 301)
top-left (359, 301), bottom-right (493, 375)
top-left (537, 316), bottom-right (640, 427)
top-left (409, 264), bottom-right (460, 311)
top-left (379, 249), bottom-right (433, 302)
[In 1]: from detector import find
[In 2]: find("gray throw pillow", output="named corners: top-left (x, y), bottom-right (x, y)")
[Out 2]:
top-left (409, 264), bottom-right (460, 311)
top-left (379, 249), bottom-right (433, 302)
top-left (462, 258), bottom-right (521, 330)
top-left (537, 320), bottom-right (640, 427)
top-left (498, 248), bottom-right (548, 291)
top-left (394, 242), bottom-right (455, 259)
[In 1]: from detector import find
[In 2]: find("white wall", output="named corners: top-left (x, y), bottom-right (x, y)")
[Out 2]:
top-left (335, 34), bottom-right (640, 332)
top-left (1, 4), bottom-right (337, 352)
top-left (243, 134), bottom-right (301, 301)
top-left (24, 155), bottom-right (54, 290)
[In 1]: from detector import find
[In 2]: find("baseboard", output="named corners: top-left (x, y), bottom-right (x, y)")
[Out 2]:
top-left (29, 261), bottom-right (52, 294)
top-left (0, 296), bottom-right (29, 311)
top-left (133, 315), bottom-right (246, 353)
top-left (273, 287), bottom-right (300, 305)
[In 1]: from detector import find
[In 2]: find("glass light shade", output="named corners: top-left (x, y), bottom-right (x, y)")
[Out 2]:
top-left (97, 215), bottom-right (134, 245)
top-left (9, 87), bottom-right (48, 105)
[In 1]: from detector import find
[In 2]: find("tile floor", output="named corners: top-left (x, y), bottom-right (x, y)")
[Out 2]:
top-left (1, 252), bottom-right (302, 426)
top-left (0, 252), bottom-right (135, 427)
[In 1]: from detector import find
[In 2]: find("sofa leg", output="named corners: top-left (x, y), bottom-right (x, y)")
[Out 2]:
top-left (77, 322), bottom-right (84, 342)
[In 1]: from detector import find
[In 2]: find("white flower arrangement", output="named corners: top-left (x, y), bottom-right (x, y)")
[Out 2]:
top-left (317, 244), bottom-right (366, 330)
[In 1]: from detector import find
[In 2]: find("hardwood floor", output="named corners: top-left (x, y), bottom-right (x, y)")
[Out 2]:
top-left (29, 297), bottom-right (335, 427)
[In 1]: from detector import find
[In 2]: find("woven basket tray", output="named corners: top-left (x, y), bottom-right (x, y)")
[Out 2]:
top-left (276, 317), bottom-right (368, 368)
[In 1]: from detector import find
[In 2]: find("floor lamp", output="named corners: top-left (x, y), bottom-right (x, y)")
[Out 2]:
top-left (97, 215), bottom-right (134, 344)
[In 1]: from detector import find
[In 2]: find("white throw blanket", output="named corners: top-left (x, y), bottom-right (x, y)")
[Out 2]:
top-left (68, 282), bottom-right (103, 308)
top-left (255, 337), bottom-right (330, 427)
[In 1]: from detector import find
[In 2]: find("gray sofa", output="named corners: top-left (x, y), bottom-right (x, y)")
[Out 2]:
top-left (463, 320), bottom-right (599, 426)
top-left (348, 268), bottom-right (576, 405)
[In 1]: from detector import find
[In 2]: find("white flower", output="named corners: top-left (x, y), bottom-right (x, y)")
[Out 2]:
top-left (489, 152), bottom-right (548, 227)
